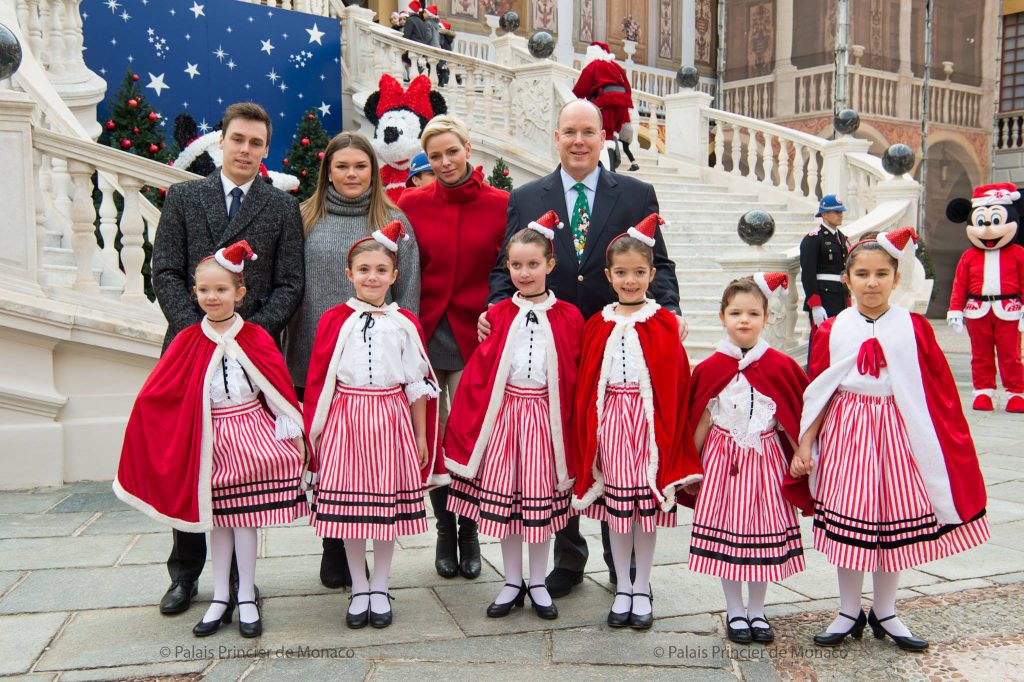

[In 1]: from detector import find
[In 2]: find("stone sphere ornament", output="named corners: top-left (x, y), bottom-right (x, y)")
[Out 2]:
top-left (0, 23), bottom-right (22, 81)
top-left (528, 31), bottom-right (555, 59)
top-left (834, 109), bottom-right (860, 135)
top-left (882, 143), bottom-right (915, 176)
top-left (676, 66), bottom-right (700, 89)
top-left (499, 11), bottom-right (520, 32)
top-left (737, 210), bottom-right (776, 247)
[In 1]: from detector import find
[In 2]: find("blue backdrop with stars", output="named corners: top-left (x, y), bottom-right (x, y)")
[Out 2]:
top-left (81, 0), bottom-right (343, 167)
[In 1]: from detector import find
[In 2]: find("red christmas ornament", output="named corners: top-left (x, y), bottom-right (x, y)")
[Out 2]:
top-left (105, 120), bottom-right (115, 130)
top-left (148, 112), bottom-right (159, 121)
top-left (291, 188), bottom-right (299, 194)
top-left (158, 188), bottom-right (167, 196)
top-left (503, 169), bottom-right (509, 176)
top-left (132, 73), bottom-right (139, 81)
top-left (300, 169), bottom-right (307, 177)
top-left (127, 99), bottom-right (138, 108)
top-left (307, 113), bottom-right (315, 120)
top-left (317, 151), bottom-right (325, 159)
top-left (133, 127), bottom-right (139, 133)
top-left (159, 142), bottom-right (166, 149)
top-left (148, 144), bottom-right (159, 153)
top-left (282, 158), bottom-right (289, 165)
top-left (121, 139), bottom-right (132, 148)
top-left (301, 137), bottom-right (310, 146)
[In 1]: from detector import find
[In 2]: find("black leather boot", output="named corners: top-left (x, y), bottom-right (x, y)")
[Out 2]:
top-left (457, 516), bottom-right (481, 579)
top-left (429, 487), bottom-right (459, 578)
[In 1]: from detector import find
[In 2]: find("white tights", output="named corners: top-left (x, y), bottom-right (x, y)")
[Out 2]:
top-left (826, 568), bottom-right (910, 636)
top-left (345, 539), bottom-right (396, 614)
top-left (201, 527), bottom-right (259, 624)
top-left (720, 579), bottom-right (770, 629)
top-left (494, 534), bottom-right (553, 607)
top-left (609, 526), bottom-right (656, 616)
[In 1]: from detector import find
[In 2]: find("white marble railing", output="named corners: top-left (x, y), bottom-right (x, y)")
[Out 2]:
top-left (723, 74), bottom-right (775, 121)
top-left (910, 80), bottom-right (984, 129)
top-left (793, 67), bottom-right (833, 117)
top-left (997, 111), bottom-right (1024, 150)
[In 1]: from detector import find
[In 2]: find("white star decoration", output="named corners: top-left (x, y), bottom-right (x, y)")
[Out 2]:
top-left (317, 102), bottom-right (331, 117)
top-left (104, 0), bottom-right (120, 12)
top-left (189, 2), bottom-right (205, 19)
top-left (146, 72), bottom-right (169, 96)
top-left (227, 60), bottom-right (236, 70)
top-left (198, 119), bottom-right (211, 134)
top-left (213, 46), bottom-right (227, 61)
top-left (306, 23), bottom-right (324, 45)
top-left (184, 63), bottom-right (200, 79)
top-left (119, 9), bottom-right (131, 21)
top-left (260, 39), bottom-right (275, 55)
top-left (267, 69), bottom-right (279, 84)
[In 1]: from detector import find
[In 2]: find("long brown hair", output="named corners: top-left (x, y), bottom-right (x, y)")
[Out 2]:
top-left (299, 131), bottom-right (397, 236)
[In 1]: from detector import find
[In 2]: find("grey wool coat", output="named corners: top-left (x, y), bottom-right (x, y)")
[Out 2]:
top-left (152, 169), bottom-right (305, 350)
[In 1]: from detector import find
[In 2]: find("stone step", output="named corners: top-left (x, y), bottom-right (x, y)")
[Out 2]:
top-left (673, 267), bottom-right (724, 283)
top-left (45, 230), bottom-right (64, 249)
top-left (39, 262), bottom-right (104, 289)
top-left (43, 246), bottom-right (75, 268)
top-left (662, 229), bottom-right (810, 242)
top-left (664, 244), bottom-right (800, 258)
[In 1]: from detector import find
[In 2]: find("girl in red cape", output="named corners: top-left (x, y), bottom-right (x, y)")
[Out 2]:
top-left (790, 229), bottom-right (989, 652)
top-left (686, 275), bottom-right (808, 646)
top-left (304, 221), bottom-right (441, 630)
top-left (571, 215), bottom-right (702, 630)
top-left (115, 241), bottom-right (308, 639)
top-left (444, 214), bottom-right (584, 620)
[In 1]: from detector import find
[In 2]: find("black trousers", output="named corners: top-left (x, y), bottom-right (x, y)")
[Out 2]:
top-left (552, 516), bottom-right (619, 574)
top-left (167, 529), bottom-right (237, 584)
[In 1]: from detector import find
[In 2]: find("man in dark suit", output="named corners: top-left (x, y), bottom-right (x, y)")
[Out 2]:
top-left (482, 99), bottom-right (687, 597)
top-left (151, 102), bottom-right (304, 615)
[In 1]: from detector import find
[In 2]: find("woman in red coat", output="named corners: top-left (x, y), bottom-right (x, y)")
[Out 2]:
top-left (397, 114), bottom-right (509, 580)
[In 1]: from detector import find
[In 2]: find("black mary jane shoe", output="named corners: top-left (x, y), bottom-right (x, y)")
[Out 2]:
top-left (607, 592), bottom-right (632, 628)
top-left (486, 582), bottom-right (527, 618)
top-left (726, 616), bottom-right (752, 644)
top-left (527, 584), bottom-right (558, 620)
top-left (237, 600), bottom-right (262, 638)
top-left (629, 592), bottom-right (654, 630)
top-left (868, 609), bottom-right (929, 651)
top-left (813, 610), bottom-right (867, 647)
top-left (748, 616), bottom-right (775, 644)
top-left (346, 592), bottom-right (370, 629)
top-left (192, 599), bottom-right (234, 637)
top-left (369, 590), bottom-right (395, 628)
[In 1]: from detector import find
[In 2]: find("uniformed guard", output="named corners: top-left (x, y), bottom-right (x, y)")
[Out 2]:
top-left (800, 194), bottom-right (850, 361)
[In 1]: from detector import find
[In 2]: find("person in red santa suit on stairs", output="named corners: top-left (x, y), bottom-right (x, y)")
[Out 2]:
top-left (572, 41), bottom-right (634, 172)
top-left (444, 212), bottom-right (584, 621)
top-left (945, 182), bottom-right (1024, 413)
top-left (304, 220), bottom-right (443, 630)
top-left (115, 241), bottom-right (309, 639)
top-left (571, 214), bottom-right (703, 630)
top-left (790, 228), bottom-right (989, 652)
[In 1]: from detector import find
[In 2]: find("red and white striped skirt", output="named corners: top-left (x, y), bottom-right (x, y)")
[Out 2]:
top-left (311, 383), bottom-right (428, 541)
top-left (585, 384), bottom-right (677, 533)
top-left (448, 384), bottom-right (574, 543)
top-left (210, 401), bottom-right (308, 528)
top-left (688, 426), bottom-right (804, 581)
top-left (813, 391), bottom-right (990, 572)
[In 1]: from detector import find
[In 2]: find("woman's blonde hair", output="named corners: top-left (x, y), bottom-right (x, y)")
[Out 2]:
top-left (299, 131), bottom-right (397, 236)
top-left (421, 114), bottom-right (471, 151)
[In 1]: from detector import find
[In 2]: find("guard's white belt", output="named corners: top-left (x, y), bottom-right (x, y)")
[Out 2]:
top-left (816, 274), bottom-right (842, 282)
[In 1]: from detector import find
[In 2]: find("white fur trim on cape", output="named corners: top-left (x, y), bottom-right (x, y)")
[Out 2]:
top-left (715, 337), bottom-right (770, 370)
top-left (799, 306), bottom-right (961, 524)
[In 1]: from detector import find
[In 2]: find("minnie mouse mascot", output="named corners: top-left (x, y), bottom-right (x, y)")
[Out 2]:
top-left (946, 182), bottom-right (1024, 412)
top-left (363, 74), bottom-right (447, 203)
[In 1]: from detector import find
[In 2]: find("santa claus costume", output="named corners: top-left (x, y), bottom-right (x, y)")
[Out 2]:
top-left (945, 182), bottom-right (1024, 413)
top-left (572, 215), bottom-right (703, 629)
top-left (116, 241), bottom-right (307, 638)
top-left (572, 41), bottom-right (634, 143)
top-left (444, 212), bottom-right (584, 619)
top-left (795, 228), bottom-right (988, 650)
top-left (686, 273), bottom-right (808, 645)
top-left (304, 221), bottom-right (441, 628)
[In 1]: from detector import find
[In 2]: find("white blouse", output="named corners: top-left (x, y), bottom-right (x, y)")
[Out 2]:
top-left (604, 301), bottom-right (657, 386)
top-left (507, 292), bottom-right (556, 388)
top-left (708, 374), bottom-right (778, 451)
top-left (838, 313), bottom-right (894, 397)
top-left (209, 354), bottom-right (260, 405)
top-left (336, 308), bottom-right (437, 404)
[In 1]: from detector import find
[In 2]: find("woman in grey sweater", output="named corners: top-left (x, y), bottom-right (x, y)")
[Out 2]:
top-left (285, 131), bottom-right (420, 391)
top-left (284, 131), bottom-right (420, 591)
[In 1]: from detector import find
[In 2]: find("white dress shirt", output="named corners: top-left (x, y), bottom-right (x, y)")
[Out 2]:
top-left (560, 166), bottom-right (600, 220)
top-left (336, 311), bottom-right (436, 404)
top-left (220, 171), bottom-right (256, 214)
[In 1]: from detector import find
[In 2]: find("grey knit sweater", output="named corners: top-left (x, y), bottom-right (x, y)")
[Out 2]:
top-left (284, 186), bottom-right (420, 387)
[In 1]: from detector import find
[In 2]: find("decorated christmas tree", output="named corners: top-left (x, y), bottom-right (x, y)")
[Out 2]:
top-left (488, 157), bottom-right (513, 192)
top-left (281, 109), bottom-right (330, 201)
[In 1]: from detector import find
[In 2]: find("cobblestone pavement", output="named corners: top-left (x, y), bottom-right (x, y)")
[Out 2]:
top-left (0, 324), bottom-right (1021, 681)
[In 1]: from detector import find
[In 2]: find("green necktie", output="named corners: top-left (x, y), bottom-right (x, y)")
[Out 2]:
top-left (570, 182), bottom-right (590, 261)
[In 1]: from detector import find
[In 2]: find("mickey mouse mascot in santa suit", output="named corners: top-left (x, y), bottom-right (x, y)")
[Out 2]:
top-left (946, 182), bottom-right (1024, 413)
top-left (572, 41), bottom-right (633, 171)
top-left (364, 74), bottom-right (447, 203)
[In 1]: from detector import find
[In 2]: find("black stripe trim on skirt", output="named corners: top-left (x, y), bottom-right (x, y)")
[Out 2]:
top-left (813, 508), bottom-right (987, 549)
top-left (689, 546), bottom-right (805, 566)
top-left (313, 511), bottom-right (427, 525)
top-left (692, 523), bottom-right (801, 539)
top-left (591, 498), bottom-right (662, 518)
top-left (212, 496), bottom-right (307, 515)
top-left (213, 476), bottom-right (302, 493)
top-left (213, 483), bottom-right (303, 502)
top-left (479, 506), bottom-right (570, 526)
top-left (316, 487), bottom-right (425, 497)
top-left (690, 530), bottom-right (803, 550)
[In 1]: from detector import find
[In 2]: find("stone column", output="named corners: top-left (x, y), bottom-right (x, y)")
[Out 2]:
top-left (555, 0), bottom-right (575, 65)
top-left (681, 0), bottom-right (696, 67)
top-left (773, 0), bottom-right (795, 118)
top-left (663, 89), bottom-right (713, 165)
top-left (895, 0), bottom-right (914, 119)
top-left (0, 90), bottom-right (42, 295)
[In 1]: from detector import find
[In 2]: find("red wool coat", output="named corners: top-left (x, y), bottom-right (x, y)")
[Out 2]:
top-left (443, 293), bottom-right (584, 489)
top-left (302, 300), bottom-right (445, 488)
top-left (572, 302), bottom-right (703, 512)
top-left (397, 165), bottom-right (509, 363)
top-left (115, 318), bottom-right (305, 532)
top-left (798, 306), bottom-right (987, 526)
top-left (686, 341), bottom-right (811, 513)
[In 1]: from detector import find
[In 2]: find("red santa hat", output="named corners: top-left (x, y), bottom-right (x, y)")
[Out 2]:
top-left (526, 210), bottom-right (564, 240)
top-left (590, 41), bottom-right (611, 53)
top-left (213, 240), bottom-right (257, 273)
top-left (971, 182), bottom-right (1021, 208)
top-left (626, 213), bottom-right (667, 247)
top-left (753, 272), bottom-right (788, 299)
top-left (423, 4), bottom-right (439, 17)
top-left (439, 20), bottom-right (452, 30)
top-left (407, 1), bottom-right (421, 13)
top-left (876, 226), bottom-right (919, 260)
top-left (372, 220), bottom-right (409, 253)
